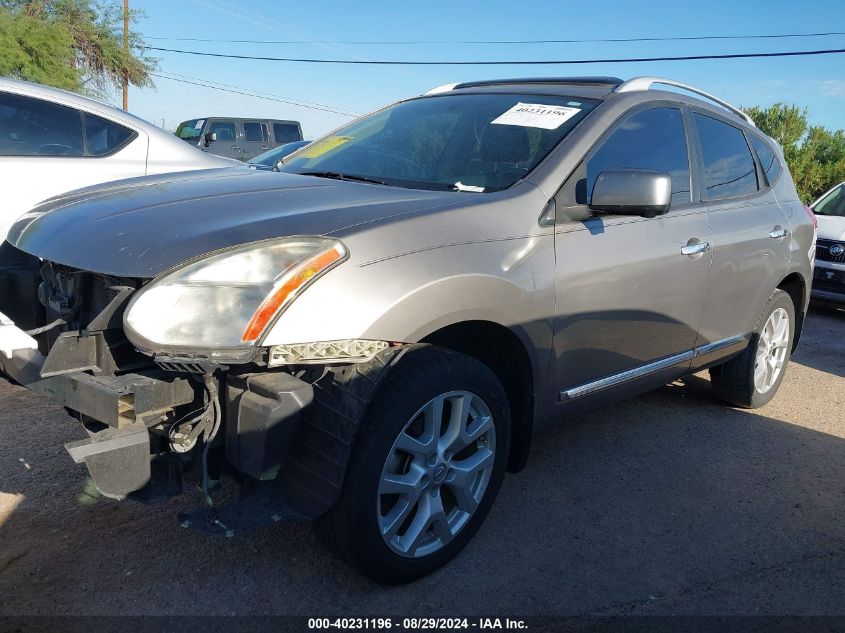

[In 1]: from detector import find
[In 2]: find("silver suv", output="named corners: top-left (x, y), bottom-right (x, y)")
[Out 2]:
top-left (0, 76), bottom-right (816, 584)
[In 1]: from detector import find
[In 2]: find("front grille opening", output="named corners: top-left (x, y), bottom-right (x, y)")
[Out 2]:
top-left (817, 239), bottom-right (845, 264)
top-left (25, 262), bottom-right (155, 376)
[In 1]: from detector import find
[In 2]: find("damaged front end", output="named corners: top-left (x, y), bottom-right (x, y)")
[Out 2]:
top-left (0, 244), bottom-right (402, 536)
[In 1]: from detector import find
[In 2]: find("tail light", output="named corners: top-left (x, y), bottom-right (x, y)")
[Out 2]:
top-left (804, 205), bottom-right (818, 264)
top-left (804, 205), bottom-right (818, 232)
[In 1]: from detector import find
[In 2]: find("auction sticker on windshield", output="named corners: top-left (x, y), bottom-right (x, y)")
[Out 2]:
top-left (299, 135), bottom-right (353, 158)
top-left (492, 103), bottom-right (581, 130)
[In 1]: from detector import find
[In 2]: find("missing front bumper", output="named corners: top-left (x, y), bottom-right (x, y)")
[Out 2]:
top-left (0, 340), bottom-right (197, 429)
top-left (1, 315), bottom-right (199, 498)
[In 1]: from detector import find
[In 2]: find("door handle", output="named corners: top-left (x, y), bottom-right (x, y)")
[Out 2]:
top-left (769, 226), bottom-right (789, 239)
top-left (260, 146), bottom-right (269, 150)
top-left (231, 145), bottom-right (240, 150)
top-left (681, 240), bottom-right (711, 256)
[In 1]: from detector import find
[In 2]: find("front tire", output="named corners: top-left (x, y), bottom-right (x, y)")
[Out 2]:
top-left (315, 346), bottom-right (511, 584)
top-left (709, 288), bottom-right (795, 408)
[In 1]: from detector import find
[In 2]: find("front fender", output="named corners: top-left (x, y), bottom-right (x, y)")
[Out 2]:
top-left (262, 237), bottom-right (556, 356)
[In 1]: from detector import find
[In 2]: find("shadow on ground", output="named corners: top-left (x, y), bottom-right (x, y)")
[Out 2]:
top-left (793, 302), bottom-right (845, 379)
top-left (0, 310), bottom-right (843, 616)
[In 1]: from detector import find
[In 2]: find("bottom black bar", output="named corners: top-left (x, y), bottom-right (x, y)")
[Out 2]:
top-left (2, 616), bottom-right (845, 633)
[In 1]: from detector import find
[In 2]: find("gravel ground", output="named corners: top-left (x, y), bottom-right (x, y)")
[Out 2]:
top-left (1, 305), bottom-right (843, 616)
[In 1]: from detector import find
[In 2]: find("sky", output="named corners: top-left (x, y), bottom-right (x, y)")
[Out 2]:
top-left (119, 0), bottom-right (845, 138)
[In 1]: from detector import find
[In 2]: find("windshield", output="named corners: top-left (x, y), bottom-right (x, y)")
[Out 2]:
top-left (175, 119), bottom-right (205, 141)
top-left (250, 141), bottom-right (310, 166)
top-left (814, 184), bottom-right (845, 217)
top-left (278, 93), bottom-right (598, 192)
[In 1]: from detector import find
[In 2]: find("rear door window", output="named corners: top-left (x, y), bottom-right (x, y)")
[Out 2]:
top-left (749, 135), bottom-right (783, 186)
top-left (586, 107), bottom-right (691, 205)
top-left (0, 91), bottom-right (84, 156)
top-left (694, 113), bottom-right (759, 199)
top-left (83, 113), bottom-right (134, 156)
top-left (243, 121), bottom-right (270, 142)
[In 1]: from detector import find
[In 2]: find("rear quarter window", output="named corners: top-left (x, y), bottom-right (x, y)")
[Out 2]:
top-left (273, 123), bottom-right (301, 144)
top-left (749, 135), bottom-right (783, 186)
top-left (83, 113), bottom-right (135, 156)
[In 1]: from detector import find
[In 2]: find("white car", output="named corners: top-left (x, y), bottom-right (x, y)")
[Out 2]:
top-left (0, 77), bottom-right (237, 241)
top-left (810, 182), bottom-right (845, 303)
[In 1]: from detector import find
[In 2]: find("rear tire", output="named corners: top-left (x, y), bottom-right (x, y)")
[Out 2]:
top-left (709, 288), bottom-right (795, 408)
top-left (315, 346), bottom-right (510, 584)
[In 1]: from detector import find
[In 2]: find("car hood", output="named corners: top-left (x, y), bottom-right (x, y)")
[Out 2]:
top-left (7, 168), bottom-right (468, 278)
top-left (816, 214), bottom-right (845, 241)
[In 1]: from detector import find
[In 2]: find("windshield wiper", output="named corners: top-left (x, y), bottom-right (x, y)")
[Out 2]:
top-left (299, 171), bottom-right (389, 186)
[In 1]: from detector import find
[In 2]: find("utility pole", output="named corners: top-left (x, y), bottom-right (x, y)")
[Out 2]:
top-left (122, 0), bottom-right (129, 111)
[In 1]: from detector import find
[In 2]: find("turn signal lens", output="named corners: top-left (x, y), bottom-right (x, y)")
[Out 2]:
top-left (241, 244), bottom-right (345, 342)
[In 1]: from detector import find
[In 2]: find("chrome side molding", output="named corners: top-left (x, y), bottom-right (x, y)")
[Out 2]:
top-left (693, 334), bottom-right (745, 358)
top-left (560, 349), bottom-right (694, 401)
top-left (560, 334), bottom-right (747, 401)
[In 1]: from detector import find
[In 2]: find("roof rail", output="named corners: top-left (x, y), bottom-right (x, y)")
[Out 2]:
top-left (454, 76), bottom-right (624, 90)
top-left (425, 83), bottom-right (459, 95)
top-left (615, 77), bottom-right (755, 127)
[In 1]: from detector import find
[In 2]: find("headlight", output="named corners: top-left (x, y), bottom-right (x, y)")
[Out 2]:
top-left (124, 237), bottom-right (347, 360)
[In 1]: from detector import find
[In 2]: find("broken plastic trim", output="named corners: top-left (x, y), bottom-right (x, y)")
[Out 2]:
top-left (268, 339), bottom-right (391, 365)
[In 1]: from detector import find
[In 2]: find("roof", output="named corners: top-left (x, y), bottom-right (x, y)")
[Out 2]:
top-left (0, 76), bottom-right (169, 136)
top-left (454, 77), bottom-right (624, 90)
top-left (425, 76), bottom-right (755, 127)
top-left (427, 77), bottom-right (620, 100)
top-left (178, 117), bottom-right (302, 125)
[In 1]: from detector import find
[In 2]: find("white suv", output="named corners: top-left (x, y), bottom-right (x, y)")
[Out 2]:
top-left (810, 182), bottom-right (845, 303)
top-left (0, 77), bottom-right (237, 241)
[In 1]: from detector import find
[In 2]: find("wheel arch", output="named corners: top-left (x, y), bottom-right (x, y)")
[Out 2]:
top-left (777, 272), bottom-right (807, 351)
top-left (420, 320), bottom-right (536, 473)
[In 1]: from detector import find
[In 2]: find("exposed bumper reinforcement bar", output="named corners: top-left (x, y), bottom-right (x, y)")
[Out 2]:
top-left (0, 345), bottom-right (197, 429)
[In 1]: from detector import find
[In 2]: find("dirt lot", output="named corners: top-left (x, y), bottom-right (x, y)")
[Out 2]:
top-left (1, 305), bottom-right (843, 616)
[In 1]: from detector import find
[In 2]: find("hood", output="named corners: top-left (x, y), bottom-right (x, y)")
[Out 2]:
top-left (816, 214), bottom-right (845, 241)
top-left (8, 168), bottom-right (468, 278)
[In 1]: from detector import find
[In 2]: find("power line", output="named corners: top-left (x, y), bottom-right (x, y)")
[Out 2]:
top-left (143, 30), bottom-right (845, 46)
top-left (150, 72), bottom-right (358, 116)
top-left (157, 71), bottom-right (360, 115)
top-left (144, 46), bottom-right (845, 65)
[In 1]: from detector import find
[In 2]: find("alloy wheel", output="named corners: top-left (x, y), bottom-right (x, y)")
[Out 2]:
top-left (377, 390), bottom-right (496, 558)
top-left (754, 307), bottom-right (790, 394)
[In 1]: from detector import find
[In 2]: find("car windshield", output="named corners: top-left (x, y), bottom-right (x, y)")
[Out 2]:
top-left (250, 141), bottom-right (310, 166)
top-left (175, 119), bottom-right (205, 141)
top-left (278, 93), bottom-right (599, 192)
top-left (814, 184), bottom-right (845, 217)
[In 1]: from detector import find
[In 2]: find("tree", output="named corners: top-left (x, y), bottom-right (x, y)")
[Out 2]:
top-left (0, 8), bottom-right (78, 90)
top-left (745, 103), bottom-right (845, 203)
top-left (0, 0), bottom-right (155, 96)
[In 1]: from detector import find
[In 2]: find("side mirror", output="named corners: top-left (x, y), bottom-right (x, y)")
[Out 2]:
top-left (204, 132), bottom-right (217, 147)
top-left (589, 169), bottom-right (672, 218)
